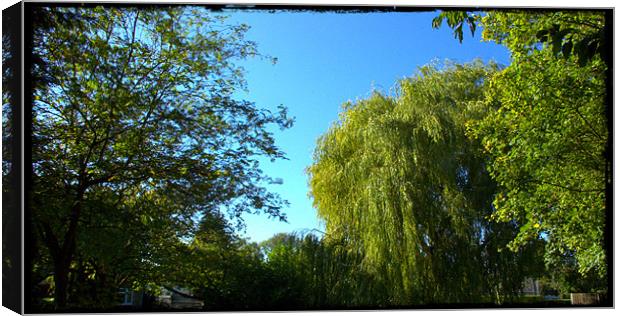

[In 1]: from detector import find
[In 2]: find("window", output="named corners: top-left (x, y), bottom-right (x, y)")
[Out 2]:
top-left (118, 288), bottom-right (133, 305)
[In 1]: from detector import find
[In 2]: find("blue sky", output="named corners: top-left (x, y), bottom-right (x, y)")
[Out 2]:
top-left (224, 10), bottom-right (511, 243)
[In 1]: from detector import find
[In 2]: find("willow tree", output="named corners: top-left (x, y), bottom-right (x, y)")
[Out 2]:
top-left (308, 61), bottom-right (542, 305)
top-left (30, 6), bottom-right (292, 309)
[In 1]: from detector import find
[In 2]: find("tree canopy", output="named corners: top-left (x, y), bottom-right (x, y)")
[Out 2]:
top-left (308, 61), bottom-right (544, 305)
top-left (434, 10), bottom-right (609, 291)
top-left (29, 6), bottom-right (292, 310)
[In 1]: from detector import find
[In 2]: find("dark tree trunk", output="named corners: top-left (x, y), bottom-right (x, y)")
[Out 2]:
top-left (49, 196), bottom-right (82, 310)
top-left (54, 261), bottom-right (70, 309)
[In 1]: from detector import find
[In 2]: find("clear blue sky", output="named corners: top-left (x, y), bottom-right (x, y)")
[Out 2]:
top-left (224, 10), bottom-right (511, 243)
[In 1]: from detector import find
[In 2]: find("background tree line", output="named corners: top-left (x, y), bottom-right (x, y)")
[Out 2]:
top-left (3, 6), bottom-right (608, 311)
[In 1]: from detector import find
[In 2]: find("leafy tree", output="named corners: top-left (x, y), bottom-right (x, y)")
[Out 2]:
top-left (308, 61), bottom-right (540, 305)
top-left (259, 231), bottom-right (383, 309)
top-left (30, 5), bottom-right (292, 309)
top-left (433, 10), bottom-right (609, 293)
top-left (155, 211), bottom-right (259, 310)
top-left (63, 187), bottom-right (197, 308)
top-left (431, 11), bottom-right (478, 43)
top-left (432, 10), bottom-right (607, 66)
top-left (260, 233), bottom-right (309, 307)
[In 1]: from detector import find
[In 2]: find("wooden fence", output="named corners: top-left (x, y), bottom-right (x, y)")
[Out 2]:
top-left (570, 293), bottom-right (601, 305)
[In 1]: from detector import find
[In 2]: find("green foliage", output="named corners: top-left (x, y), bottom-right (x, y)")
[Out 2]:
top-left (30, 6), bottom-right (292, 309)
top-left (469, 11), bottom-right (608, 283)
top-left (308, 61), bottom-right (541, 305)
top-left (432, 10), bottom-right (606, 66)
top-left (258, 232), bottom-right (385, 308)
top-left (434, 9), bottom-right (608, 293)
top-left (34, 6), bottom-right (292, 223)
top-left (165, 212), bottom-right (270, 310)
top-left (479, 11), bottom-right (606, 66)
top-left (541, 249), bottom-right (607, 296)
top-left (432, 11), bottom-right (479, 43)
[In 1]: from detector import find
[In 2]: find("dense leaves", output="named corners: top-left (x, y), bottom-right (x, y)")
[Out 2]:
top-left (432, 10), bottom-right (606, 66)
top-left (30, 6), bottom-right (292, 309)
top-left (472, 11), bottom-right (608, 283)
top-left (308, 61), bottom-right (542, 305)
top-left (434, 10), bottom-right (608, 292)
top-left (259, 232), bottom-right (385, 308)
top-left (479, 11), bottom-right (606, 66)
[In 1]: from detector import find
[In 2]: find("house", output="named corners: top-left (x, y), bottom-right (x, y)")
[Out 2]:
top-left (155, 286), bottom-right (204, 309)
top-left (117, 286), bottom-right (203, 310)
top-left (117, 287), bottom-right (144, 308)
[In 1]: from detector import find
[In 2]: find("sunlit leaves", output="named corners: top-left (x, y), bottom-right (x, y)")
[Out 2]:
top-left (469, 11), bottom-right (608, 285)
top-left (308, 61), bottom-right (536, 304)
top-left (434, 9), bottom-right (608, 291)
top-left (35, 5), bottom-right (293, 228)
top-left (432, 11), bottom-right (479, 43)
top-left (480, 11), bottom-right (606, 66)
top-left (31, 6), bottom-right (293, 308)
